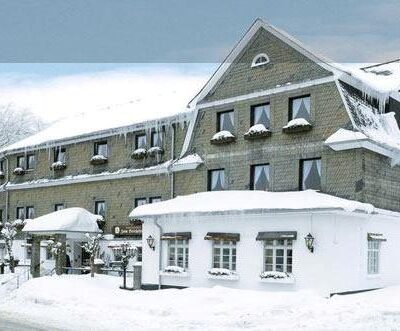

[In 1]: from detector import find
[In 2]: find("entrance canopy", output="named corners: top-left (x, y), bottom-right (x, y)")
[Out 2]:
top-left (23, 207), bottom-right (102, 236)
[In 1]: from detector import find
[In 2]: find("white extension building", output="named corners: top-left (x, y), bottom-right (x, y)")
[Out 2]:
top-left (131, 190), bottom-right (400, 296)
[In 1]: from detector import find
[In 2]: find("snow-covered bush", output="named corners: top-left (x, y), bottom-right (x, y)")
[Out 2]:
top-left (208, 268), bottom-right (236, 276)
top-left (0, 219), bottom-right (25, 272)
top-left (94, 258), bottom-right (105, 265)
top-left (260, 271), bottom-right (291, 279)
top-left (90, 154), bottom-right (108, 165)
top-left (51, 161), bottom-right (67, 171)
top-left (13, 167), bottom-right (25, 176)
top-left (131, 148), bottom-right (147, 159)
top-left (282, 118), bottom-right (312, 133)
top-left (147, 146), bottom-right (164, 157)
top-left (82, 233), bottom-right (103, 277)
top-left (47, 240), bottom-right (64, 258)
top-left (210, 131), bottom-right (236, 144)
top-left (244, 124), bottom-right (271, 139)
top-left (164, 266), bottom-right (185, 273)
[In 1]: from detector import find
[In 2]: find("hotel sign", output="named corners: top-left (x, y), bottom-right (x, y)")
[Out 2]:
top-left (112, 224), bottom-right (142, 237)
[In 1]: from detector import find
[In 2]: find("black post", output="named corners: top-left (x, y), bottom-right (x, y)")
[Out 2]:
top-left (119, 243), bottom-right (133, 291)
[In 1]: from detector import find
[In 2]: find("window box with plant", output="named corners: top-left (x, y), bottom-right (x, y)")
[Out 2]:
top-left (132, 134), bottom-right (147, 159)
top-left (91, 141), bottom-right (108, 165)
top-left (283, 95), bottom-right (312, 134)
top-left (160, 265), bottom-right (190, 278)
top-left (51, 147), bottom-right (67, 170)
top-left (148, 131), bottom-right (164, 157)
top-left (245, 103), bottom-right (271, 140)
top-left (259, 271), bottom-right (295, 284)
top-left (211, 110), bottom-right (236, 144)
top-left (13, 167), bottom-right (25, 176)
top-left (206, 268), bottom-right (239, 281)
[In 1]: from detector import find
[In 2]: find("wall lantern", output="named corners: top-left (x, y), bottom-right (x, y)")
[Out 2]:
top-left (304, 233), bottom-right (315, 253)
top-left (146, 235), bottom-right (156, 251)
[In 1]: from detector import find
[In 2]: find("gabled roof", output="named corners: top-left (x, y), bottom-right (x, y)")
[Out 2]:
top-left (189, 18), bottom-right (344, 106)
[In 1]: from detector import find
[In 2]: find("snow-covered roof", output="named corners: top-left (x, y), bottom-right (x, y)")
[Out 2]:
top-left (342, 60), bottom-right (400, 95)
top-left (23, 207), bottom-right (102, 234)
top-left (0, 99), bottom-right (193, 155)
top-left (129, 190), bottom-right (376, 219)
top-left (325, 129), bottom-right (368, 145)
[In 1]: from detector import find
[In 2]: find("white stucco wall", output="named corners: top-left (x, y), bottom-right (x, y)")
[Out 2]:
top-left (142, 210), bottom-right (400, 295)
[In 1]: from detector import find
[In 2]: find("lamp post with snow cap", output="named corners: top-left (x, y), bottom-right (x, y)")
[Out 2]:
top-left (119, 242), bottom-right (136, 291)
top-left (146, 235), bottom-right (156, 251)
top-left (304, 233), bottom-right (315, 253)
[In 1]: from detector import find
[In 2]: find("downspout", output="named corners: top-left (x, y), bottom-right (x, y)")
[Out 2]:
top-left (5, 156), bottom-right (9, 223)
top-left (170, 124), bottom-right (175, 199)
top-left (154, 219), bottom-right (163, 290)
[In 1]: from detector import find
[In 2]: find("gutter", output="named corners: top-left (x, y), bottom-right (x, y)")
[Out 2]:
top-left (5, 156), bottom-right (9, 223)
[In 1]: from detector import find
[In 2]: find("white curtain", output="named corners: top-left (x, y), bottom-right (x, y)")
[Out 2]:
top-left (302, 160), bottom-right (313, 189)
top-left (255, 165), bottom-right (269, 190)
top-left (293, 97), bottom-right (310, 119)
top-left (212, 171), bottom-right (225, 190)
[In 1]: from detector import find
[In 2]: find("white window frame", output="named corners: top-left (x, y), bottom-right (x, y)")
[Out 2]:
top-left (167, 239), bottom-right (189, 269)
top-left (263, 239), bottom-right (293, 273)
top-left (367, 240), bottom-right (380, 274)
top-left (251, 53), bottom-right (270, 67)
top-left (212, 240), bottom-right (237, 271)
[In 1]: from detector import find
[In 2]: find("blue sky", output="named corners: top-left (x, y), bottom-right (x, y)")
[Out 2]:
top-left (0, 0), bottom-right (397, 121)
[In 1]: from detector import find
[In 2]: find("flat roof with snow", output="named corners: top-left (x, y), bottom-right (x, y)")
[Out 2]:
top-left (130, 190), bottom-right (379, 219)
top-left (23, 207), bottom-right (102, 235)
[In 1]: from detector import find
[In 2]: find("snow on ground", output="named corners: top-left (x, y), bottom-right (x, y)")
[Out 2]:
top-left (1, 274), bottom-right (400, 330)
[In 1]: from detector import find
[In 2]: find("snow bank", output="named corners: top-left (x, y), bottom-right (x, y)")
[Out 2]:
top-left (23, 207), bottom-right (102, 234)
top-left (130, 190), bottom-right (375, 218)
top-left (2, 275), bottom-right (400, 330)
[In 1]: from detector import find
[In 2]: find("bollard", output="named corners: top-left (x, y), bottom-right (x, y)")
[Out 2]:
top-left (133, 264), bottom-right (142, 290)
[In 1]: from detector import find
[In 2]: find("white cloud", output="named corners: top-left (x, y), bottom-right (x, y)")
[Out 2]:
top-left (0, 65), bottom-right (211, 123)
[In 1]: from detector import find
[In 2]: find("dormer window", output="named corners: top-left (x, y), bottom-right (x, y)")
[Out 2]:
top-left (251, 53), bottom-right (270, 67)
top-left (136, 134), bottom-right (147, 149)
top-left (151, 131), bottom-right (163, 148)
top-left (17, 156), bottom-right (25, 169)
top-left (94, 141), bottom-right (108, 158)
top-left (54, 147), bottom-right (66, 163)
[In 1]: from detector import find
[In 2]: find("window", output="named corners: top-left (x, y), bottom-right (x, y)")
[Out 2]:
top-left (289, 95), bottom-right (311, 122)
top-left (212, 240), bottom-right (236, 271)
top-left (264, 239), bottom-right (293, 273)
top-left (217, 110), bottom-right (234, 133)
top-left (16, 207), bottom-right (25, 220)
top-left (0, 159), bottom-right (4, 172)
top-left (17, 156), bottom-right (25, 169)
top-left (135, 134), bottom-right (147, 149)
top-left (251, 53), bottom-right (270, 67)
top-left (26, 154), bottom-right (36, 170)
top-left (208, 169), bottom-right (225, 191)
top-left (137, 246), bottom-right (142, 262)
top-left (368, 240), bottom-right (380, 274)
top-left (26, 206), bottom-right (35, 219)
top-left (250, 164), bottom-right (270, 191)
top-left (151, 131), bottom-right (163, 147)
top-left (94, 201), bottom-right (106, 218)
top-left (251, 103), bottom-right (270, 128)
top-left (54, 147), bottom-right (66, 162)
top-left (94, 141), bottom-right (108, 157)
top-left (0, 209), bottom-right (2, 222)
top-left (54, 203), bottom-right (64, 211)
top-left (300, 158), bottom-right (321, 191)
top-left (149, 196), bottom-right (162, 203)
top-left (134, 198), bottom-right (147, 208)
top-left (167, 239), bottom-right (189, 269)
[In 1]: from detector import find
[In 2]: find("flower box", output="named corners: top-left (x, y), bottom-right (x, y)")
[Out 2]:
top-left (282, 118), bottom-right (312, 134)
top-left (244, 124), bottom-right (271, 140)
top-left (90, 155), bottom-right (108, 165)
top-left (50, 161), bottom-right (67, 171)
top-left (13, 167), bottom-right (25, 176)
top-left (259, 271), bottom-right (295, 284)
top-left (147, 146), bottom-right (164, 157)
top-left (206, 268), bottom-right (239, 281)
top-left (131, 148), bottom-right (147, 160)
top-left (210, 131), bottom-right (236, 145)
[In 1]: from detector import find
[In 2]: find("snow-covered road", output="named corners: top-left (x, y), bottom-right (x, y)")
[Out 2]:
top-left (0, 275), bottom-right (400, 330)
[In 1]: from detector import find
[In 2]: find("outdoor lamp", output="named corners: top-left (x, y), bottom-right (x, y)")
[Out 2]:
top-left (304, 233), bottom-right (315, 253)
top-left (146, 235), bottom-right (156, 250)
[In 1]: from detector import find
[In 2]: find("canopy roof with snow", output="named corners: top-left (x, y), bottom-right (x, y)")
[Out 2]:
top-left (23, 207), bottom-right (102, 235)
top-left (130, 190), bottom-right (379, 219)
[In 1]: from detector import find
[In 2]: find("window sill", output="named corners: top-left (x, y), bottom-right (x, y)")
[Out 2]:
top-left (160, 271), bottom-right (190, 278)
top-left (282, 123), bottom-right (312, 134)
top-left (206, 273), bottom-right (239, 281)
top-left (259, 277), bottom-right (295, 284)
